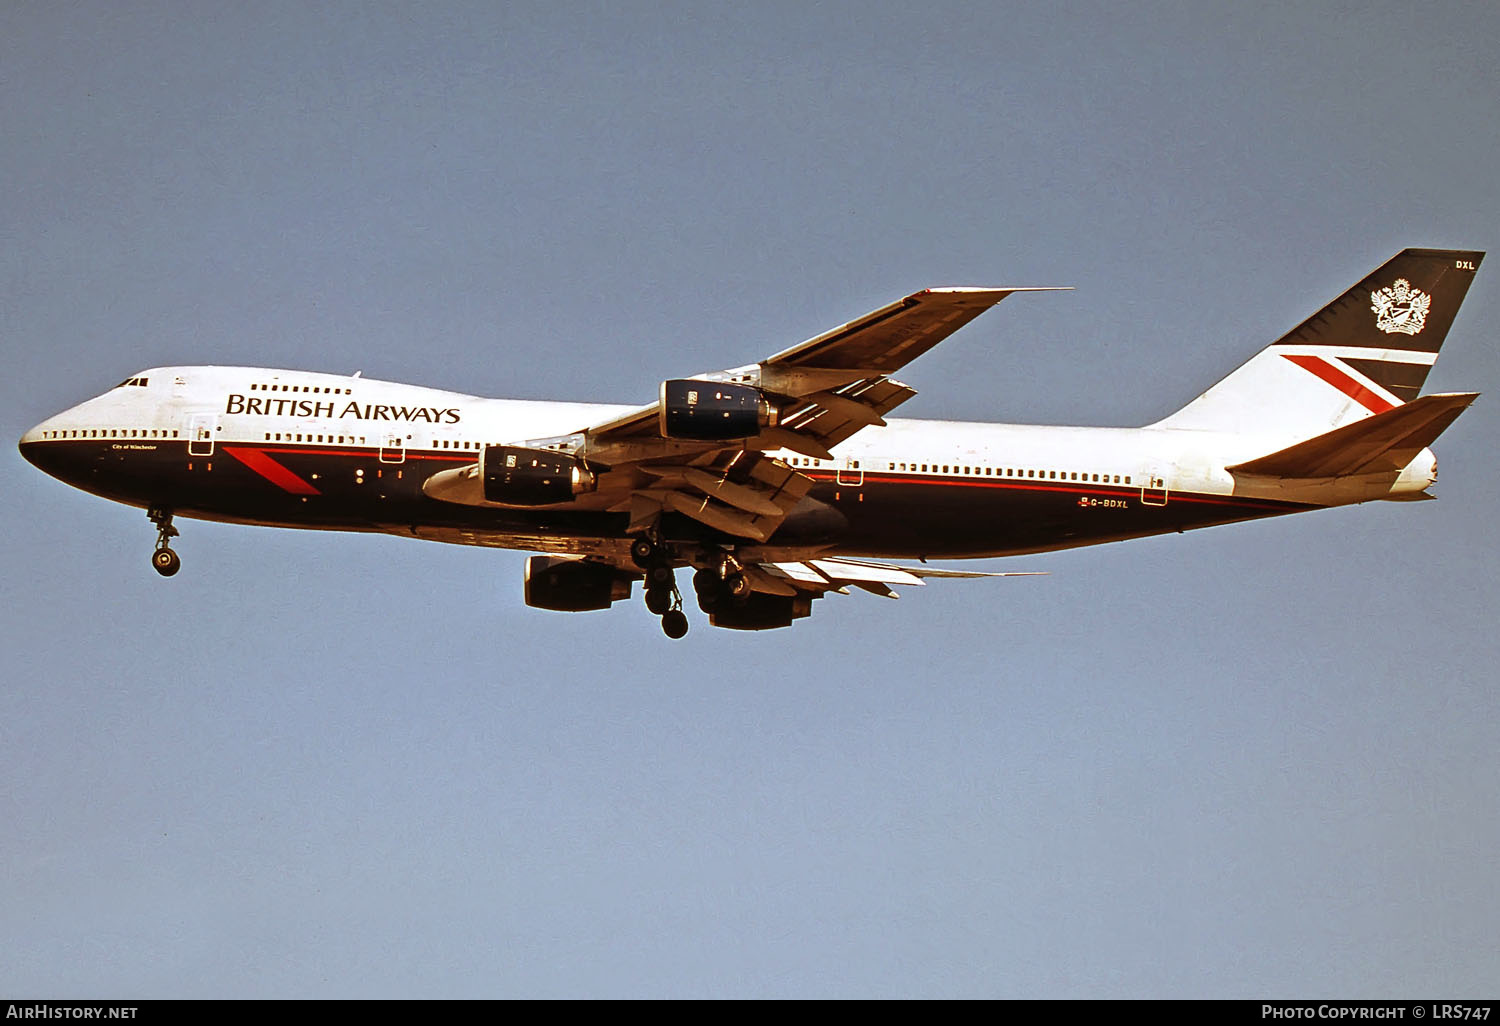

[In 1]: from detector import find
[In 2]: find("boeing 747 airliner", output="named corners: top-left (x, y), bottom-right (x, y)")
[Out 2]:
top-left (20, 248), bottom-right (1483, 637)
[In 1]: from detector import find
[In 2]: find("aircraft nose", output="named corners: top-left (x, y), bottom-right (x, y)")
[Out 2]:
top-left (18, 422), bottom-right (46, 468)
top-left (18, 419), bottom-right (81, 483)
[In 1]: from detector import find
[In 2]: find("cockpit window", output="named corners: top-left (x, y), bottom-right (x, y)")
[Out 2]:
top-left (114, 377), bottom-right (149, 388)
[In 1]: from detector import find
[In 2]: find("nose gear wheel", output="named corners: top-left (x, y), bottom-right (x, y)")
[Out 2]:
top-left (147, 507), bottom-right (181, 577)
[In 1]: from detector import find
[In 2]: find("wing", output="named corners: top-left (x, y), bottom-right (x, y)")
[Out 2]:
top-left (423, 285), bottom-right (1063, 542)
top-left (571, 286), bottom-right (1065, 539)
top-left (582, 286), bottom-right (1062, 455)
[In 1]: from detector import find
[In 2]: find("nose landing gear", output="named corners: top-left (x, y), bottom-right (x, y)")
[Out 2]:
top-left (147, 507), bottom-right (180, 577)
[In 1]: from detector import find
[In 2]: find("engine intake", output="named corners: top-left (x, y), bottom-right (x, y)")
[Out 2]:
top-left (481, 446), bottom-right (595, 506)
top-left (659, 380), bottom-right (776, 441)
top-left (524, 556), bottom-right (634, 612)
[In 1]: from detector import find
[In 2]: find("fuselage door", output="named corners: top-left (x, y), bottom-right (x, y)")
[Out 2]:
top-left (836, 456), bottom-right (864, 487)
top-left (187, 413), bottom-right (217, 457)
top-left (1141, 473), bottom-right (1169, 507)
top-left (379, 433), bottom-right (407, 464)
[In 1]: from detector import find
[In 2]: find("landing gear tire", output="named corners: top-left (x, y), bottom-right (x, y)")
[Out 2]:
top-left (152, 547), bottom-right (181, 577)
top-left (661, 609), bottom-right (689, 639)
top-left (726, 572), bottom-right (753, 600)
top-left (147, 507), bottom-right (181, 578)
top-left (693, 568), bottom-right (721, 613)
top-left (645, 585), bottom-right (673, 616)
top-left (630, 537), bottom-right (657, 569)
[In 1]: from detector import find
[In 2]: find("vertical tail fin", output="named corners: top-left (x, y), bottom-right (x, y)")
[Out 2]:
top-left (1154, 249), bottom-right (1483, 437)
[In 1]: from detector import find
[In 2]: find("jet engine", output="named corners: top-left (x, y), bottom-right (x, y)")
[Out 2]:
top-left (481, 445), bottom-right (596, 506)
top-left (524, 556), bottom-right (635, 612)
top-left (708, 592), bottom-right (815, 631)
top-left (659, 380), bottom-right (777, 440)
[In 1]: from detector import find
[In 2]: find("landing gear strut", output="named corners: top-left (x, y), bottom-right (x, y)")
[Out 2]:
top-left (147, 506), bottom-right (180, 577)
top-left (635, 533), bottom-right (689, 639)
top-left (644, 568), bottom-right (689, 638)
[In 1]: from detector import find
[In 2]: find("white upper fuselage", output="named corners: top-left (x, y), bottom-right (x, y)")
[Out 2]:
top-left (20, 365), bottom-right (1438, 509)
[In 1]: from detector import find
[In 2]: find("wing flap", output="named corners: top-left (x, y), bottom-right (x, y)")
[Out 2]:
top-left (749, 557), bottom-right (1045, 599)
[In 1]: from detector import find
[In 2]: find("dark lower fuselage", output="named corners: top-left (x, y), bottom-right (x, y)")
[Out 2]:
top-left (20, 435), bottom-right (1310, 560)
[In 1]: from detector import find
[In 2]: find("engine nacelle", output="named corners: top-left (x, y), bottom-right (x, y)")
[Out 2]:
top-left (481, 445), bottom-right (595, 506)
top-left (659, 380), bottom-right (777, 440)
top-left (524, 556), bottom-right (634, 612)
top-left (709, 592), bottom-right (814, 631)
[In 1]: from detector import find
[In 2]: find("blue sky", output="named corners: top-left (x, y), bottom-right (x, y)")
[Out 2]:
top-left (4, 1), bottom-right (1497, 997)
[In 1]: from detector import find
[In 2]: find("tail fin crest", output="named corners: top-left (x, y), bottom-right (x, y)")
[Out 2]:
top-left (1155, 249), bottom-right (1483, 437)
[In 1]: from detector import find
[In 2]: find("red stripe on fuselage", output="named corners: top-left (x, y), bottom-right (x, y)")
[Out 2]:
top-left (223, 447), bottom-right (322, 495)
top-left (1281, 354), bottom-right (1396, 413)
top-left (812, 473), bottom-right (1308, 512)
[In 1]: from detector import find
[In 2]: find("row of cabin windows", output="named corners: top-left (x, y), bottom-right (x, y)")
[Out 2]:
top-left (40, 430), bottom-right (1131, 487)
top-left (43, 428), bottom-right (179, 439)
top-left (892, 464), bottom-right (1130, 485)
top-left (249, 383), bottom-right (354, 394)
top-left (263, 432), bottom-right (367, 444)
top-left (258, 433), bottom-right (481, 450)
top-left (259, 435), bottom-right (483, 451)
top-left (786, 455), bottom-right (1130, 486)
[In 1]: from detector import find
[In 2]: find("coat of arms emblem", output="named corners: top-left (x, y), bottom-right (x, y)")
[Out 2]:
top-left (1370, 278), bottom-right (1431, 335)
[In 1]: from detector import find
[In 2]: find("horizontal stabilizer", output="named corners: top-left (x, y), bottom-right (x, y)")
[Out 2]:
top-left (1226, 392), bottom-right (1478, 479)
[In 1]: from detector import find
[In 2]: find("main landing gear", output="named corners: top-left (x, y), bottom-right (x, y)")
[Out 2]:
top-left (147, 506), bottom-right (180, 577)
top-left (692, 561), bottom-right (752, 614)
top-left (632, 533), bottom-right (689, 639)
